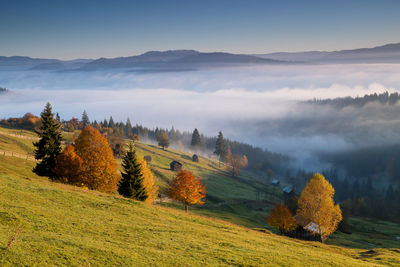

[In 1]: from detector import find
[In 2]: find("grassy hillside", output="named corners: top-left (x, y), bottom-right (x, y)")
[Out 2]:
top-left (133, 142), bottom-right (281, 227)
top-left (0, 126), bottom-right (400, 266)
top-left (1, 156), bottom-right (400, 266)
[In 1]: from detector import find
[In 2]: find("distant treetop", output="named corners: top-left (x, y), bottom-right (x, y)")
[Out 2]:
top-left (307, 91), bottom-right (400, 108)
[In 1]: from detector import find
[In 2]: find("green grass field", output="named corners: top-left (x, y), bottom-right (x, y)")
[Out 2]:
top-left (0, 126), bottom-right (400, 266)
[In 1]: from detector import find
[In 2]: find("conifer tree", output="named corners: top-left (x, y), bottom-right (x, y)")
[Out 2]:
top-left (81, 110), bottom-right (90, 127)
top-left (108, 116), bottom-right (115, 128)
top-left (126, 118), bottom-right (133, 137)
top-left (169, 126), bottom-right (177, 143)
top-left (191, 128), bottom-right (201, 149)
top-left (214, 131), bottom-right (227, 162)
top-left (55, 112), bottom-right (61, 122)
top-left (102, 119), bottom-right (108, 128)
top-left (386, 184), bottom-right (395, 201)
top-left (33, 102), bottom-right (62, 179)
top-left (118, 143), bottom-right (148, 201)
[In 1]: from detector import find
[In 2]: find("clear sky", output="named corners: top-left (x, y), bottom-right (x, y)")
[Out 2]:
top-left (1, 0), bottom-right (399, 59)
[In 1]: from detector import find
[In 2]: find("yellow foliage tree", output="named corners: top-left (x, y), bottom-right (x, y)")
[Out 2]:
top-left (53, 144), bottom-right (83, 185)
top-left (138, 158), bottom-right (158, 204)
top-left (74, 126), bottom-right (119, 193)
top-left (266, 204), bottom-right (298, 233)
top-left (297, 173), bottom-right (342, 242)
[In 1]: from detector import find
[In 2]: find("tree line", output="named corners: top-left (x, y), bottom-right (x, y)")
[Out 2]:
top-left (308, 91), bottom-right (400, 108)
top-left (1, 110), bottom-right (288, 177)
top-left (32, 103), bottom-right (206, 212)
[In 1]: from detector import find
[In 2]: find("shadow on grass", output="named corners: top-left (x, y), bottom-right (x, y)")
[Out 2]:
top-left (181, 155), bottom-right (192, 161)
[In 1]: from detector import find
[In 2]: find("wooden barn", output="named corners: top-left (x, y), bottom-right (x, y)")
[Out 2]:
top-left (284, 215), bottom-right (323, 242)
top-left (144, 155), bottom-right (152, 164)
top-left (282, 186), bottom-right (294, 199)
top-left (192, 154), bottom-right (199, 162)
top-left (170, 160), bottom-right (183, 172)
top-left (271, 179), bottom-right (280, 186)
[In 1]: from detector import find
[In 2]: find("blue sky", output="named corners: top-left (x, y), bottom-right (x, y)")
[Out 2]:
top-left (1, 0), bottom-right (399, 59)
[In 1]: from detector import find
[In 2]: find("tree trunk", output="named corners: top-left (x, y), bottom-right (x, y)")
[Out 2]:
top-left (184, 204), bottom-right (188, 213)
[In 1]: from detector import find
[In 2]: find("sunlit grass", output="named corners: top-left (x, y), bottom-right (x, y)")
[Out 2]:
top-left (0, 126), bottom-right (400, 266)
top-left (1, 156), bottom-right (399, 266)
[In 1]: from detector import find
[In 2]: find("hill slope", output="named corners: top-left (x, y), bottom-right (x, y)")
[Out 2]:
top-left (0, 127), bottom-right (400, 266)
top-left (256, 42), bottom-right (400, 63)
top-left (1, 156), bottom-right (400, 266)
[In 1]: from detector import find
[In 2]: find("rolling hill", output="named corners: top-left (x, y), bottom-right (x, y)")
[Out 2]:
top-left (256, 42), bottom-right (400, 63)
top-left (0, 126), bottom-right (400, 266)
top-left (2, 42), bottom-right (399, 72)
top-left (80, 50), bottom-right (286, 71)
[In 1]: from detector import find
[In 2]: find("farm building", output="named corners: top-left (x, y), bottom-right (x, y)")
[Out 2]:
top-left (192, 154), bottom-right (199, 162)
top-left (170, 160), bottom-right (183, 172)
top-left (144, 155), bottom-right (152, 164)
top-left (285, 215), bottom-right (323, 242)
top-left (271, 179), bottom-right (280, 186)
top-left (282, 187), bottom-right (294, 198)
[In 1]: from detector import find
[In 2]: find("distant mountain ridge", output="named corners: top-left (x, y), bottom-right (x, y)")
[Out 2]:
top-left (82, 50), bottom-right (286, 70)
top-left (0, 56), bottom-right (59, 67)
top-left (1, 42), bottom-right (399, 71)
top-left (256, 42), bottom-right (400, 63)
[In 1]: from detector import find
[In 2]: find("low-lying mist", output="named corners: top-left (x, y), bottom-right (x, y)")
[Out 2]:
top-left (1, 63), bottom-right (400, 171)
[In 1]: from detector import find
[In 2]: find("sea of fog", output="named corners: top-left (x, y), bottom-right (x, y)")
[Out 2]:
top-left (1, 63), bottom-right (400, 170)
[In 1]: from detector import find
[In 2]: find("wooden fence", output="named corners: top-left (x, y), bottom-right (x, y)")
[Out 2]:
top-left (0, 150), bottom-right (36, 161)
top-left (0, 131), bottom-right (39, 141)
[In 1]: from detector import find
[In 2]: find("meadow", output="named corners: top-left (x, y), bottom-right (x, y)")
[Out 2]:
top-left (0, 126), bottom-right (399, 266)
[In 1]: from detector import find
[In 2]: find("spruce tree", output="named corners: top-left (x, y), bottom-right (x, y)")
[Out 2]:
top-left (33, 102), bottom-right (62, 179)
top-left (118, 143), bottom-right (148, 201)
top-left (81, 110), bottom-right (90, 127)
top-left (125, 118), bottom-right (133, 137)
top-left (191, 128), bottom-right (201, 148)
top-left (386, 184), bottom-right (395, 201)
top-left (214, 131), bottom-right (227, 162)
top-left (108, 116), bottom-right (115, 128)
top-left (102, 119), bottom-right (108, 128)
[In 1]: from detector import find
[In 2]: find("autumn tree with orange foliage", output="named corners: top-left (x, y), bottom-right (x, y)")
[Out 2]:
top-left (297, 173), bottom-right (342, 242)
top-left (266, 204), bottom-right (298, 233)
top-left (169, 170), bottom-right (206, 212)
top-left (74, 126), bottom-right (119, 193)
top-left (139, 158), bottom-right (158, 204)
top-left (53, 144), bottom-right (83, 185)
